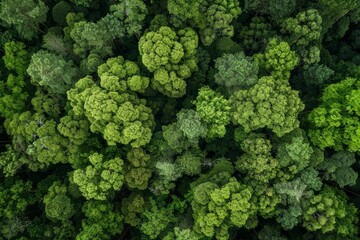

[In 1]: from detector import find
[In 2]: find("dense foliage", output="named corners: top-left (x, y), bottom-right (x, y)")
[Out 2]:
top-left (0, 0), bottom-right (359, 239)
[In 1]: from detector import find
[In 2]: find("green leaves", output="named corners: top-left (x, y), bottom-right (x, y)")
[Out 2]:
top-left (268, 0), bottom-right (296, 23)
top-left (139, 26), bottom-right (198, 97)
top-left (194, 87), bottom-right (231, 139)
top-left (231, 76), bottom-right (304, 136)
top-left (0, 41), bottom-right (30, 119)
top-left (139, 26), bottom-right (183, 71)
top-left (27, 50), bottom-right (79, 94)
top-left (139, 198), bottom-right (176, 239)
top-left (4, 111), bottom-right (76, 171)
top-left (214, 52), bottom-right (259, 91)
top-left (70, 20), bottom-right (115, 58)
top-left (125, 148), bottom-right (152, 190)
top-left (0, 1), bottom-right (359, 239)
top-left (98, 56), bottom-right (149, 93)
top-left (68, 67), bottom-right (154, 147)
top-left (77, 200), bottom-right (123, 239)
top-left (0, 0), bottom-right (48, 40)
top-left (318, 151), bottom-right (358, 188)
top-left (73, 153), bottom-right (124, 200)
top-left (175, 149), bottom-right (203, 176)
top-left (0, 178), bottom-right (34, 219)
top-left (109, 0), bottom-right (148, 36)
top-left (176, 109), bottom-right (207, 143)
top-left (238, 17), bottom-right (276, 53)
top-left (308, 77), bottom-right (360, 152)
top-left (281, 9), bottom-right (322, 46)
top-left (167, 0), bottom-right (241, 45)
top-left (200, 4), bottom-right (235, 46)
top-left (254, 38), bottom-right (299, 80)
top-left (43, 181), bottom-right (75, 221)
top-left (192, 178), bottom-right (256, 239)
top-left (302, 186), bottom-right (358, 236)
top-left (236, 134), bottom-right (279, 184)
top-left (58, 111), bottom-right (90, 145)
top-left (276, 136), bottom-right (313, 175)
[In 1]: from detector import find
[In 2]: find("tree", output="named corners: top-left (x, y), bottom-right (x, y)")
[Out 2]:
top-left (2, 41), bottom-right (29, 75)
top-left (67, 76), bottom-right (155, 147)
top-left (0, 178), bottom-right (34, 219)
top-left (70, 21), bottom-right (114, 58)
top-left (300, 167), bottom-right (323, 191)
top-left (315, 0), bottom-right (360, 34)
top-left (213, 36), bottom-right (242, 57)
top-left (0, 216), bottom-right (31, 240)
top-left (139, 198), bottom-right (176, 239)
top-left (0, 1), bottom-right (360, 239)
top-left (308, 77), bottom-right (360, 152)
top-left (42, 32), bottom-right (72, 57)
top-left (57, 110), bottom-right (91, 145)
top-left (167, 0), bottom-right (202, 23)
top-left (268, 0), bottom-right (296, 23)
top-left (138, 26), bottom-right (198, 97)
top-left (199, 4), bottom-right (237, 46)
top-left (231, 76), bottom-right (304, 136)
top-left (0, 145), bottom-right (28, 177)
top-left (303, 64), bottom-right (334, 86)
top-left (0, 0), bottom-right (48, 40)
top-left (191, 178), bottom-right (256, 239)
top-left (280, 9), bottom-right (322, 47)
top-left (194, 86), bottom-right (231, 139)
top-left (72, 153), bottom-right (124, 200)
top-left (275, 180), bottom-right (306, 215)
top-left (125, 148), bottom-right (152, 190)
top-left (167, 0), bottom-right (242, 46)
top-left (214, 52), bottom-right (259, 91)
top-left (276, 205), bottom-right (302, 230)
top-left (190, 158), bottom-right (235, 189)
top-left (109, 0), bottom-right (148, 37)
top-left (80, 53), bottom-right (104, 74)
top-left (252, 185), bottom-right (279, 218)
top-left (43, 181), bottom-right (75, 222)
top-left (254, 38), bottom-right (299, 80)
top-left (97, 56), bottom-right (149, 94)
top-left (236, 134), bottom-right (279, 184)
top-left (176, 109), bottom-right (207, 143)
top-left (317, 151), bottom-right (358, 188)
top-left (161, 109), bottom-right (207, 153)
top-left (302, 185), bottom-right (358, 236)
top-left (0, 41), bottom-right (30, 119)
top-left (276, 136), bottom-right (314, 178)
top-left (51, 1), bottom-right (72, 27)
top-left (175, 149), bottom-right (203, 176)
top-left (155, 161), bottom-right (182, 182)
top-left (24, 215), bottom-right (77, 239)
top-left (258, 224), bottom-right (287, 240)
top-left (27, 50), bottom-right (80, 94)
top-left (238, 17), bottom-right (276, 53)
top-left (4, 111), bottom-right (78, 171)
top-left (77, 200), bottom-right (123, 240)
top-left (162, 123), bottom-right (193, 153)
top-left (163, 227), bottom-right (199, 240)
top-left (121, 193), bottom-right (146, 227)
top-left (31, 89), bottom-right (64, 118)
top-left (69, 0), bottom-right (97, 7)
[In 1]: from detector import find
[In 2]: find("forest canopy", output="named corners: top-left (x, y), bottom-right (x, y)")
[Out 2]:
top-left (0, 0), bottom-right (359, 239)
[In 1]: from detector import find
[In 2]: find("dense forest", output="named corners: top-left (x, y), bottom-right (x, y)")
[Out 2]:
top-left (0, 0), bottom-right (359, 239)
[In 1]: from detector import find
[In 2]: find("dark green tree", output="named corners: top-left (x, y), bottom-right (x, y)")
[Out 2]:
top-left (214, 52), bottom-right (259, 92)
top-left (0, 0), bottom-right (48, 39)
